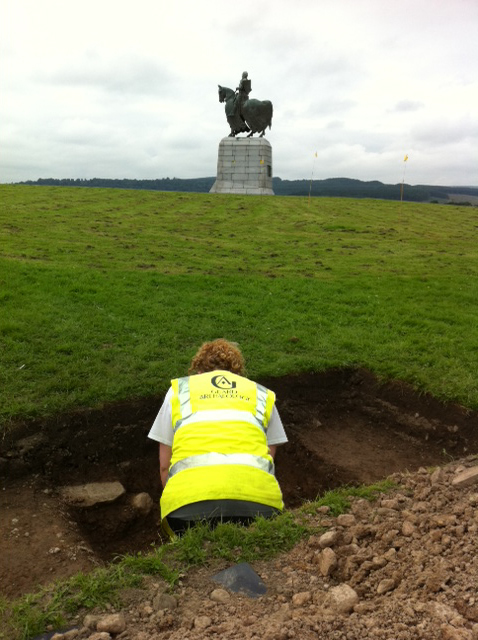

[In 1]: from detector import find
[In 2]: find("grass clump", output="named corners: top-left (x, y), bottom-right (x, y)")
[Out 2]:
top-left (302, 479), bottom-right (397, 516)
top-left (174, 511), bottom-right (309, 566)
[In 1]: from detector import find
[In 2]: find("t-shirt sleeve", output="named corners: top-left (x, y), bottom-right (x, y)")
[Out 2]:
top-left (266, 405), bottom-right (288, 445)
top-left (148, 387), bottom-right (174, 446)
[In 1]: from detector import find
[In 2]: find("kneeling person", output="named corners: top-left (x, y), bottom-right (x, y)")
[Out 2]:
top-left (148, 339), bottom-right (287, 536)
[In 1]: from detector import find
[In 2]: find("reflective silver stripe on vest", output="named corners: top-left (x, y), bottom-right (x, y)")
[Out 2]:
top-left (255, 383), bottom-right (269, 426)
top-left (173, 409), bottom-right (266, 434)
top-left (177, 377), bottom-right (192, 421)
top-left (168, 452), bottom-right (275, 478)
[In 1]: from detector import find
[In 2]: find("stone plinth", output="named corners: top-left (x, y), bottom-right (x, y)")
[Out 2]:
top-left (210, 137), bottom-right (274, 195)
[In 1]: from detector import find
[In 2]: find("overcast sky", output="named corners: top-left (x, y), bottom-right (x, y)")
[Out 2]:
top-left (2, 0), bottom-right (477, 186)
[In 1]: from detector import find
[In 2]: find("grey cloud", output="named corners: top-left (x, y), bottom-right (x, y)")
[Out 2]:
top-left (325, 120), bottom-right (345, 130)
top-left (412, 117), bottom-right (478, 145)
top-left (393, 100), bottom-right (424, 112)
top-left (38, 54), bottom-right (174, 96)
top-left (306, 99), bottom-right (357, 117)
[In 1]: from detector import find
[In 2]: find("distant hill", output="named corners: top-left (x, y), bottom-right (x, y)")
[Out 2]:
top-left (17, 177), bottom-right (478, 204)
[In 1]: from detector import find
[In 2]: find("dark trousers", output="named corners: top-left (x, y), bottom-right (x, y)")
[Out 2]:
top-left (163, 499), bottom-right (280, 537)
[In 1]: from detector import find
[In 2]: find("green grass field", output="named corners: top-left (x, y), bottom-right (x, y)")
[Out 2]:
top-left (1, 184), bottom-right (477, 425)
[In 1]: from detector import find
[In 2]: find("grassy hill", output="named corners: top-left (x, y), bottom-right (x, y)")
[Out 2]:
top-left (1, 184), bottom-right (477, 425)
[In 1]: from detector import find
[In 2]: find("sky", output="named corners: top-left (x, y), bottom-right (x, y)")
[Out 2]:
top-left (1, 0), bottom-right (477, 186)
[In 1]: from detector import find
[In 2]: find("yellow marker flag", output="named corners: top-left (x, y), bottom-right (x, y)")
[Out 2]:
top-left (314, 151), bottom-right (318, 158)
top-left (404, 154), bottom-right (408, 162)
top-left (260, 159), bottom-right (264, 165)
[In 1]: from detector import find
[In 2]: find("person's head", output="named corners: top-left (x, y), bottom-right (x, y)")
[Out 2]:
top-left (189, 339), bottom-right (245, 376)
top-left (242, 71), bottom-right (248, 79)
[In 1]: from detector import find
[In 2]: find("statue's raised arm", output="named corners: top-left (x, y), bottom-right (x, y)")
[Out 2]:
top-left (218, 71), bottom-right (273, 138)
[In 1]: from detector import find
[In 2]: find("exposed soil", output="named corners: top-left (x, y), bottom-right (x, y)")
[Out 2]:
top-left (1, 367), bottom-right (477, 608)
top-left (61, 457), bottom-right (478, 640)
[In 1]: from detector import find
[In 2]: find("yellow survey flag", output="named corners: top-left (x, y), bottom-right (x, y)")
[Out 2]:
top-left (404, 154), bottom-right (408, 162)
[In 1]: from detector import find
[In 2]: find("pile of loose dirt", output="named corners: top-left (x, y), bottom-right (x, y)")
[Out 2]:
top-left (44, 456), bottom-right (478, 640)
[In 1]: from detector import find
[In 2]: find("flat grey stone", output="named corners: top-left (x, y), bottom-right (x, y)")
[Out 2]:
top-left (60, 481), bottom-right (126, 508)
top-left (212, 562), bottom-right (267, 598)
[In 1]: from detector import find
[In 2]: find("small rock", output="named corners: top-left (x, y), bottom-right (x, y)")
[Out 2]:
top-left (336, 514), bottom-right (356, 527)
top-left (318, 547), bottom-right (337, 577)
top-left (96, 613), bottom-right (126, 634)
top-left (292, 591), bottom-right (311, 607)
top-left (88, 634), bottom-right (111, 640)
top-left (83, 614), bottom-right (101, 630)
top-left (430, 468), bottom-right (445, 485)
top-left (412, 501), bottom-right (429, 512)
top-left (452, 467), bottom-right (478, 488)
top-left (153, 592), bottom-right (178, 611)
top-left (210, 588), bottom-right (230, 603)
top-left (130, 492), bottom-right (154, 516)
top-left (383, 548), bottom-right (397, 561)
top-left (16, 433), bottom-right (45, 454)
top-left (432, 514), bottom-right (457, 527)
top-left (307, 534), bottom-right (322, 548)
top-left (351, 499), bottom-right (372, 518)
top-left (380, 498), bottom-right (400, 510)
top-left (318, 530), bottom-right (339, 548)
top-left (376, 507), bottom-right (398, 517)
top-left (402, 521), bottom-right (416, 536)
top-left (194, 615), bottom-right (212, 630)
top-left (372, 556), bottom-right (388, 568)
top-left (325, 584), bottom-right (359, 614)
top-left (376, 578), bottom-right (396, 594)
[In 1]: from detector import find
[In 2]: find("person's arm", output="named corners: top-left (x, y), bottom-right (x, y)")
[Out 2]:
top-left (266, 406), bottom-right (288, 461)
top-left (148, 387), bottom-right (174, 486)
top-left (159, 443), bottom-right (172, 488)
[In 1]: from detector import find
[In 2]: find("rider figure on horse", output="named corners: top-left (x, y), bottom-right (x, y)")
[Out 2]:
top-left (234, 71), bottom-right (251, 121)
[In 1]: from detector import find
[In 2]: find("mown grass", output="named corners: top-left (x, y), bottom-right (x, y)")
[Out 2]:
top-left (1, 185), bottom-right (477, 424)
top-left (0, 480), bottom-right (394, 640)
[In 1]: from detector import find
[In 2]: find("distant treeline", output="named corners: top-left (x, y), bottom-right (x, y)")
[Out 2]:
top-left (18, 177), bottom-right (478, 203)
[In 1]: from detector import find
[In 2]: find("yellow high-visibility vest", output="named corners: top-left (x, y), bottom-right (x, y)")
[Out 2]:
top-left (160, 370), bottom-right (284, 519)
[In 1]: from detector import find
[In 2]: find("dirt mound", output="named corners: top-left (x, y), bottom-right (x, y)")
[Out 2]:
top-left (1, 368), bottom-right (477, 600)
top-left (30, 457), bottom-right (478, 640)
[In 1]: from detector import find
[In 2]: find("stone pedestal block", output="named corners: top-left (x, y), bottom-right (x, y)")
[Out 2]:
top-left (210, 137), bottom-right (274, 195)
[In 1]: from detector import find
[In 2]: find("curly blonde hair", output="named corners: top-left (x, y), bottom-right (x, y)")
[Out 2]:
top-left (189, 339), bottom-right (245, 376)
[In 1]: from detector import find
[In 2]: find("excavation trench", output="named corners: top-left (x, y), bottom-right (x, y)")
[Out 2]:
top-left (1, 368), bottom-right (477, 598)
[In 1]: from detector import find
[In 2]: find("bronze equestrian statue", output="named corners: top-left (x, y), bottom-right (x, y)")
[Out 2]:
top-left (218, 71), bottom-right (273, 138)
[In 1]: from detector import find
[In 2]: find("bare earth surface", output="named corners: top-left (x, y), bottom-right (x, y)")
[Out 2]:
top-left (2, 368), bottom-right (478, 639)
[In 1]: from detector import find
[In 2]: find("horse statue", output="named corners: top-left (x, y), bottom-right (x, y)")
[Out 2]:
top-left (218, 85), bottom-right (273, 138)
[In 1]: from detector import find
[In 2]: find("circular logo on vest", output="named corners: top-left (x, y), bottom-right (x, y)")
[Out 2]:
top-left (211, 375), bottom-right (237, 389)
